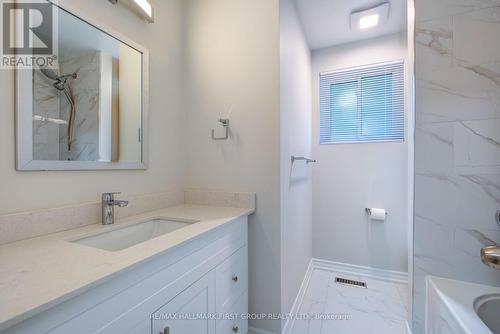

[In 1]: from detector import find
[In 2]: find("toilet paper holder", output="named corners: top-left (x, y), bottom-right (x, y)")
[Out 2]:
top-left (365, 208), bottom-right (388, 216)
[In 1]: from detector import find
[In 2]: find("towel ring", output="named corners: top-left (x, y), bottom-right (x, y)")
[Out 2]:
top-left (211, 118), bottom-right (230, 140)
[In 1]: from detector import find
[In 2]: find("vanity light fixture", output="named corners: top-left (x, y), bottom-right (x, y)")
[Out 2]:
top-left (108, 0), bottom-right (154, 23)
top-left (351, 2), bottom-right (390, 30)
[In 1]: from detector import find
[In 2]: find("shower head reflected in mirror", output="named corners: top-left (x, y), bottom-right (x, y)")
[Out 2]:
top-left (40, 68), bottom-right (78, 91)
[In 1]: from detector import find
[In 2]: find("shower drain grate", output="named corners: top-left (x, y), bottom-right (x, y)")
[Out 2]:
top-left (335, 277), bottom-right (367, 288)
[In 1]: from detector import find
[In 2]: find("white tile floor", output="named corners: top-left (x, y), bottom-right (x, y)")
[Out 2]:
top-left (290, 269), bottom-right (408, 334)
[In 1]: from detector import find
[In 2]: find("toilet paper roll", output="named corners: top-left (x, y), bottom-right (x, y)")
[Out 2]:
top-left (367, 208), bottom-right (386, 221)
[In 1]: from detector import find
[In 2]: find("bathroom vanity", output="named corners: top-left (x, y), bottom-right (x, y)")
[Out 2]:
top-left (0, 205), bottom-right (252, 334)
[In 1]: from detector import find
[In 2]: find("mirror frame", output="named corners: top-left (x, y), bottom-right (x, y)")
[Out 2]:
top-left (16, 0), bottom-right (149, 171)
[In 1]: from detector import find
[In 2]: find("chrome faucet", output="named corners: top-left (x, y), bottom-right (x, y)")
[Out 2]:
top-left (481, 209), bottom-right (500, 269)
top-left (102, 192), bottom-right (129, 225)
top-left (481, 246), bottom-right (500, 270)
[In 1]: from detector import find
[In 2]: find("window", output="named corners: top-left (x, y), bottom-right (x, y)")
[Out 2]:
top-left (319, 61), bottom-right (404, 144)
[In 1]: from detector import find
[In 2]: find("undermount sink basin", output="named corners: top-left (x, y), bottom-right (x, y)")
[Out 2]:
top-left (71, 218), bottom-right (197, 251)
top-left (475, 294), bottom-right (500, 333)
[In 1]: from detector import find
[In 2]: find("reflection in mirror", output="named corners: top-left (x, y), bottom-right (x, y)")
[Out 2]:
top-left (29, 2), bottom-right (144, 165)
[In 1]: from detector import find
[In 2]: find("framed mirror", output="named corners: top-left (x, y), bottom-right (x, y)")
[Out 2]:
top-left (16, 1), bottom-right (148, 170)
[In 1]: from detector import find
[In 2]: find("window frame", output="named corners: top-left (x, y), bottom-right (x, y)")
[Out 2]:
top-left (319, 60), bottom-right (405, 145)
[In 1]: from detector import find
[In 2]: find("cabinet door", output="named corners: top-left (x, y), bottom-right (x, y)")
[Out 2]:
top-left (216, 246), bottom-right (248, 312)
top-left (151, 270), bottom-right (216, 334)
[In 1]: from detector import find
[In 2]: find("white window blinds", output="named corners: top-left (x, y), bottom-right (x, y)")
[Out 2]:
top-left (319, 61), bottom-right (405, 144)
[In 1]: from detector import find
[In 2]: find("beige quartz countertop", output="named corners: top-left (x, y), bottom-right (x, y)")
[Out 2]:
top-left (0, 204), bottom-right (253, 331)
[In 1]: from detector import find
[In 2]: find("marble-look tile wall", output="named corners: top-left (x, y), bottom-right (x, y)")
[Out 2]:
top-left (59, 52), bottom-right (101, 161)
top-left (32, 70), bottom-right (61, 160)
top-left (32, 51), bottom-right (104, 161)
top-left (414, 0), bottom-right (500, 332)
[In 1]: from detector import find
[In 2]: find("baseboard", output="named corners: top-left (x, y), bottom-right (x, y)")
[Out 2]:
top-left (312, 258), bottom-right (408, 284)
top-left (248, 326), bottom-right (279, 334)
top-left (282, 259), bottom-right (314, 334)
top-left (405, 321), bottom-right (412, 334)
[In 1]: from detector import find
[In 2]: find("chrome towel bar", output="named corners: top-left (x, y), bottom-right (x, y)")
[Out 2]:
top-left (291, 156), bottom-right (316, 164)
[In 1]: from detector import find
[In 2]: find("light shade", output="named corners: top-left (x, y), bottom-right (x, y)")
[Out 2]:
top-left (351, 2), bottom-right (390, 31)
top-left (132, 0), bottom-right (153, 21)
top-left (109, 0), bottom-right (154, 23)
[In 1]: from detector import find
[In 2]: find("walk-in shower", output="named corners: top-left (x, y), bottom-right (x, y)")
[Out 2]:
top-left (40, 68), bottom-right (78, 152)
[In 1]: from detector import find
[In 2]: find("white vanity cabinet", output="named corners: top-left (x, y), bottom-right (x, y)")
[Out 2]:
top-left (3, 217), bottom-right (248, 334)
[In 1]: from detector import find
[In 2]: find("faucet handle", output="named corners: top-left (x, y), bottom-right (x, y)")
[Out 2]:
top-left (102, 192), bottom-right (121, 201)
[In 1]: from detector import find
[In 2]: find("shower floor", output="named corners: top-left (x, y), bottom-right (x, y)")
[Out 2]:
top-left (289, 268), bottom-right (408, 334)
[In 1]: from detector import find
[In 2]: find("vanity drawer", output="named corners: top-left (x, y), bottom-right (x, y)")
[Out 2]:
top-left (216, 291), bottom-right (248, 334)
top-left (216, 246), bottom-right (248, 312)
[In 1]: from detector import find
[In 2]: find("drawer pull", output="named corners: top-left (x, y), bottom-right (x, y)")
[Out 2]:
top-left (232, 325), bottom-right (239, 333)
top-left (232, 275), bottom-right (239, 283)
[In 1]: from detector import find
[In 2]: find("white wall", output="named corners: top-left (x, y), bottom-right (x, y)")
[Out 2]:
top-left (0, 0), bottom-right (184, 214)
top-left (311, 34), bottom-right (409, 272)
top-left (279, 0), bottom-right (312, 324)
top-left (181, 0), bottom-right (281, 333)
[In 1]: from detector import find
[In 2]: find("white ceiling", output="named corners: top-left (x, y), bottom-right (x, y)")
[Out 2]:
top-left (294, 0), bottom-right (406, 50)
